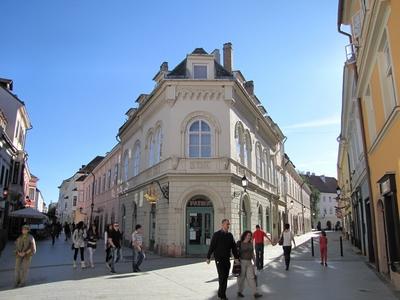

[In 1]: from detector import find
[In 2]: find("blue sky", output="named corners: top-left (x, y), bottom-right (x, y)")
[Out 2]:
top-left (0, 1), bottom-right (347, 204)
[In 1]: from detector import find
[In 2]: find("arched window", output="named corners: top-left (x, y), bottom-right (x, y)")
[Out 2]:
top-left (123, 150), bottom-right (129, 181)
top-left (271, 156), bottom-right (276, 185)
top-left (188, 120), bottom-right (211, 158)
top-left (132, 202), bottom-right (137, 232)
top-left (133, 141), bottom-right (141, 176)
top-left (121, 204), bottom-right (126, 238)
top-left (255, 143), bottom-right (262, 177)
top-left (234, 122), bottom-right (245, 164)
top-left (244, 130), bottom-right (252, 169)
top-left (154, 126), bottom-right (162, 163)
top-left (148, 133), bottom-right (155, 167)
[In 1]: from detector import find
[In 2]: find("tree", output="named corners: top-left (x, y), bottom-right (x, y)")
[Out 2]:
top-left (302, 176), bottom-right (320, 228)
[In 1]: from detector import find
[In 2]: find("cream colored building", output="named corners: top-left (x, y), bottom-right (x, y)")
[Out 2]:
top-left (115, 43), bottom-right (307, 256)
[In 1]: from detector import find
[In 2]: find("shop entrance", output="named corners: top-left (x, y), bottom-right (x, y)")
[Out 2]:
top-left (186, 197), bottom-right (214, 255)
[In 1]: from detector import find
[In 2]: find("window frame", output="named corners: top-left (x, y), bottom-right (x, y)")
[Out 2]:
top-left (187, 119), bottom-right (212, 158)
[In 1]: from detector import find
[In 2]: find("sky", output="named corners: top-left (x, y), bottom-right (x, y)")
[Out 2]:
top-left (0, 1), bottom-right (348, 204)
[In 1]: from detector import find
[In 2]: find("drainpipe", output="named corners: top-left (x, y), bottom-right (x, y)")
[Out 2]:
top-left (337, 0), bottom-right (379, 269)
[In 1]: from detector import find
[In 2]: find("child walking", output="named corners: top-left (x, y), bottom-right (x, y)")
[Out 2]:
top-left (319, 230), bottom-right (328, 266)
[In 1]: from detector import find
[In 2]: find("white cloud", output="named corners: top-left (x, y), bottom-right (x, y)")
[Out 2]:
top-left (283, 115), bottom-right (340, 130)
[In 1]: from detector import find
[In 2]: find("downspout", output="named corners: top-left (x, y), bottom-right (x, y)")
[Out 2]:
top-left (337, 0), bottom-right (379, 269)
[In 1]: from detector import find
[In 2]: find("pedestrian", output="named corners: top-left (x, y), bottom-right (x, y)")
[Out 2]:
top-left (87, 224), bottom-right (98, 268)
top-left (104, 224), bottom-right (113, 268)
top-left (319, 230), bottom-right (328, 266)
top-left (107, 222), bottom-right (122, 273)
top-left (56, 222), bottom-right (62, 239)
top-left (206, 219), bottom-right (239, 300)
top-left (64, 222), bottom-right (71, 241)
top-left (253, 224), bottom-right (274, 270)
top-left (14, 225), bottom-right (36, 288)
top-left (237, 230), bottom-right (262, 298)
top-left (132, 224), bottom-right (145, 272)
top-left (72, 221), bottom-right (87, 269)
top-left (50, 222), bottom-right (57, 246)
top-left (280, 223), bottom-right (296, 271)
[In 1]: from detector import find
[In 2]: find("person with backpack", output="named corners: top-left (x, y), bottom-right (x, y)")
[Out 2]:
top-left (237, 230), bottom-right (262, 298)
top-left (14, 225), bottom-right (36, 288)
top-left (72, 221), bottom-right (87, 269)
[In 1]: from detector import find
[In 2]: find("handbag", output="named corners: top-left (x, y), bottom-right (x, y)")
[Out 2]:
top-left (232, 261), bottom-right (241, 277)
top-left (278, 235), bottom-right (283, 246)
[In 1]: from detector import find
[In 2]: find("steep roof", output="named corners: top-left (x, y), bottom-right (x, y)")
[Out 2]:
top-left (304, 174), bottom-right (337, 193)
top-left (166, 47), bottom-right (232, 79)
top-left (79, 156), bottom-right (105, 174)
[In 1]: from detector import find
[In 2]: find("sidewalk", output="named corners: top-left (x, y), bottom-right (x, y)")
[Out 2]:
top-left (0, 231), bottom-right (398, 299)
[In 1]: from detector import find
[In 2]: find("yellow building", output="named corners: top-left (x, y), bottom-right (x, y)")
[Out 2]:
top-left (339, 0), bottom-right (400, 288)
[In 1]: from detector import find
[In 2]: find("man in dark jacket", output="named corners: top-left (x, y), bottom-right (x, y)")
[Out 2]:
top-left (206, 219), bottom-right (239, 300)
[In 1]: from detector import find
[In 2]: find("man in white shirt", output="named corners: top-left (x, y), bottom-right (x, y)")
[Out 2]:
top-left (132, 224), bottom-right (144, 272)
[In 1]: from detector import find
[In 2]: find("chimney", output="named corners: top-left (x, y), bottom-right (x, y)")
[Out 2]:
top-left (312, 172), bottom-right (315, 176)
top-left (306, 171), bottom-right (310, 176)
top-left (160, 62), bottom-right (168, 72)
top-left (244, 81), bottom-right (254, 96)
top-left (211, 49), bottom-right (220, 64)
top-left (223, 42), bottom-right (233, 73)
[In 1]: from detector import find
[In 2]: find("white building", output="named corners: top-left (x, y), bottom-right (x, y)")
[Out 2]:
top-left (114, 43), bottom-right (308, 256)
top-left (305, 174), bottom-right (341, 230)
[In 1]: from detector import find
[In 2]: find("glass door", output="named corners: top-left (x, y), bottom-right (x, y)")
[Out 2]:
top-left (186, 207), bottom-right (213, 255)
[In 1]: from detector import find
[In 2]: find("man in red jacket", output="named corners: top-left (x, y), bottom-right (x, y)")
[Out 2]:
top-left (253, 225), bottom-right (274, 270)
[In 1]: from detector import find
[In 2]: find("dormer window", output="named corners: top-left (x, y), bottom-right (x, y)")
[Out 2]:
top-left (193, 65), bottom-right (207, 79)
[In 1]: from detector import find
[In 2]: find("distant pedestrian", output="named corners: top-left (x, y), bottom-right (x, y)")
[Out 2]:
top-left (104, 224), bottom-right (113, 268)
top-left (132, 224), bottom-right (144, 272)
top-left (87, 224), bottom-right (98, 268)
top-left (14, 225), bottom-right (36, 288)
top-left (280, 223), bottom-right (296, 271)
top-left (237, 230), bottom-right (262, 298)
top-left (72, 221), bottom-right (87, 269)
top-left (206, 219), bottom-right (239, 300)
top-left (56, 222), bottom-right (62, 239)
top-left (64, 222), bottom-right (71, 241)
top-left (107, 223), bottom-right (122, 273)
top-left (50, 222), bottom-right (57, 246)
top-left (253, 224), bottom-right (274, 270)
top-left (319, 230), bottom-right (328, 266)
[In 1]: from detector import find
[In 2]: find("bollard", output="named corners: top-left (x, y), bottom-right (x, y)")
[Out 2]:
top-left (311, 237), bottom-right (314, 257)
top-left (340, 236), bottom-right (344, 257)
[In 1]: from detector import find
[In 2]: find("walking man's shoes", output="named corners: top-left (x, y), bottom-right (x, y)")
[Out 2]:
top-left (254, 293), bottom-right (263, 298)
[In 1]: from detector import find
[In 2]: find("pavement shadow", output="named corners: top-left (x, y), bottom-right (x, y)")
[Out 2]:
top-left (0, 237), bottom-right (204, 291)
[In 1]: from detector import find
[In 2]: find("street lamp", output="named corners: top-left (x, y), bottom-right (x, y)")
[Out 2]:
top-left (290, 200), bottom-right (294, 209)
top-left (241, 175), bottom-right (248, 192)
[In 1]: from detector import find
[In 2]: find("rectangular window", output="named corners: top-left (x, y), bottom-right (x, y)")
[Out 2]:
top-left (73, 196), bottom-right (77, 207)
top-left (12, 162), bottom-right (20, 184)
top-left (5, 169), bottom-right (9, 186)
top-left (108, 169), bottom-right (112, 189)
top-left (379, 33), bottom-right (397, 119)
top-left (102, 174), bottom-right (106, 192)
top-left (365, 86), bottom-right (377, 142)
top-left (0, 166), bottom-right (4, 186)
top-left (114, 163), bottom-right (119, 185)
top-left (193, 65), bottom-right (207, 79)
top-left (98, 177), bottom-right (101, 194)
top-left (29, 188), bottom-right (35, 200)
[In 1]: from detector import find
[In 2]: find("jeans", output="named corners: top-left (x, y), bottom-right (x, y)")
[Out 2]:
top-left (283, 246), bottom-right (292, 269)
top-left (215, 259), bottom-right (230, 299)
top-left (108, 247), bottom-right (121, 271)
top-left (255, 243), bottom-right (264, 270)
top-left (132, 248), bottom-right (144, 271)
top-left (74, 247), bottom-right (85, 262)
top-left (88, 247), bottom-right (96, 266)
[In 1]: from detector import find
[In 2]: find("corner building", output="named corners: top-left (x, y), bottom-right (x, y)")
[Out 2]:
top-left (118, 44), bottom-right (287, 256)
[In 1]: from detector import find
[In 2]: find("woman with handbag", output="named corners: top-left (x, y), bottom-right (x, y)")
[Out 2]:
top-left (280, 223), bottom-right (296, 271)
top-left (237, 230), bottom-right (262, 298)
top-left (72, 221), bottom-right (87, 269)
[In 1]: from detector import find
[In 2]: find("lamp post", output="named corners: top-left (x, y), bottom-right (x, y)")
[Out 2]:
top-left (241, 175), bottom-right (248, 193)
top-left (89, 171), bottom-right (95, 226)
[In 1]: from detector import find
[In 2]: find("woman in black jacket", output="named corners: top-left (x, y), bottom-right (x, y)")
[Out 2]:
top-left (87, 224), bottom-right (98, 268)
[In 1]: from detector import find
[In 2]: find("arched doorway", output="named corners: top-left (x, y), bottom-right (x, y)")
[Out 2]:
top-left (258, 205), bottom-right (263, 229)
top-left (132, 202), bottom-right (137, 233)
top-left (377, 199), bottom-right (389, 274)
top-left (186, 196), bottom-right (214, 255)
top-left (121, 205), bottom-right (126, 240)
top-left (266, 207), bottom-right (271, 233)
top-left (241, 195), bottom-right (251, 232)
